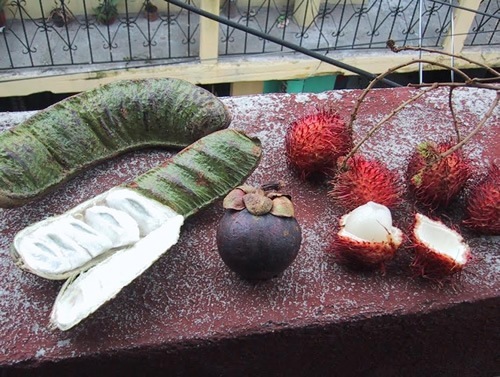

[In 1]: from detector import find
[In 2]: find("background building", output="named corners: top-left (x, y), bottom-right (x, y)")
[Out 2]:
top-left (0, 0), bottom-right (498, 104)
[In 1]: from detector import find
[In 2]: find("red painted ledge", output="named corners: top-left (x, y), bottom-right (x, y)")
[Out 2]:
top-left (0, 86), bottom-right (498, 376)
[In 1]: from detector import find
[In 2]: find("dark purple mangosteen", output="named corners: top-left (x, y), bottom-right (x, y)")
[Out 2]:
top-left (216, 183), bottom-right (302, 280)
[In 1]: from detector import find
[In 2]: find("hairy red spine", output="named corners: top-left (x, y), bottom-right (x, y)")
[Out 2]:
top-left (329, 155), bottom-right (403, 210)
top-left (285, 109), bottom-right (352, 179)
top-left (329, 234), bottom-right (400, 271)
top-left (463, 164), bottom-right (500, 235)
top-left (407, 141), bottom-right (471, 209)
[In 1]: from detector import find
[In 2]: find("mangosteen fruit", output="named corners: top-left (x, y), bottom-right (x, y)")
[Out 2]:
top-left (216, 184), bottom-right (302, 280)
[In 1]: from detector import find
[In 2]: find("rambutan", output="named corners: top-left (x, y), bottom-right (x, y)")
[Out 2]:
top-left (329, 201), bottom-right (403, 271)
top-left (285, 108), bottom-right (352, 179)
top-left (329, 155), bottom-right (403, 211)
top-left (411, 213), bottom-right (471, 281)
top-left (406, 141), bottom-right (471, 209)
top-left (462, 164), bottom-right (500, 235)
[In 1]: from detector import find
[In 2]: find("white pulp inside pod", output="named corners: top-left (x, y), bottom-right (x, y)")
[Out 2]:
top-left (51, 214), bottom-right (184, 331)
top-left (12, 188), bottom-right (179, 279)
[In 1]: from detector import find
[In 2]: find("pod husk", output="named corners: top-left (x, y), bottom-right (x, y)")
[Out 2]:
top-left (11, 129), bottom-right (262, 280)
top-left (0, 78), bottom-right (231, 207)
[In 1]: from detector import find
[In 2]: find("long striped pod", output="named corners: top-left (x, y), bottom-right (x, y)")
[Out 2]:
top-left (129, 129), bottom-right (263, 217)
top-left (12, 129), bottom-right (262, 280)
top-left (0, 78), bottom-right (231, 208)
top-left (12, 129), bottom-right (261, 330)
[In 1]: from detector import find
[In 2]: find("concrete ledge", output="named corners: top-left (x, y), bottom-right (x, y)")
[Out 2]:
top-left (4, 299), bottom-right (499, 376)
top-left (1, 47), bottom-right (499, 97)
top-left (0, 86), bottom-right (498, 376)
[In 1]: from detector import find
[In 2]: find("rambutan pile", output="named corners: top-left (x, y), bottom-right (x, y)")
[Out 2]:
top-left (329, 201), bottom-right (403, 271)
top-left (406, 141), bottom-right (471, 209)
top-left (329, 155), bottom-right (403, 211)
top-left (462, 164), bottom-right (500, 235)
top-left (285, 108), bottom-right (352, 179)
top-left (411, 213), bottom-right (471, 280)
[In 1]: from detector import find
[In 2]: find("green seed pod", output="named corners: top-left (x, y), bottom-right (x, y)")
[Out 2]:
top-left (0, 78), bottom-right (231, 207)
top-left (11, 129), bottom-right (262, 331)
top-left (12, 129), bottom-right (262, 280)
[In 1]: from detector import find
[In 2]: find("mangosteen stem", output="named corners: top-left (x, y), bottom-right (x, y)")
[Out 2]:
top-left (261, 182), bottom-right (283, 192)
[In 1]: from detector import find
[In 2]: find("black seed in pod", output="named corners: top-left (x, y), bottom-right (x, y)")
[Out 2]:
top-left (216, 207), bottom-right (302, 280)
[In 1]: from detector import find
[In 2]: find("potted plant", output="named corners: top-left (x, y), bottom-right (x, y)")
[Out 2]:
top-left (144, 1), bottom-right (158, 22)
top-left (0, 0), bottom-right (8, 29)
top-left (94, 0), bottom-right (120, 25)
top-left (48, 5), bottom-right (73, 28)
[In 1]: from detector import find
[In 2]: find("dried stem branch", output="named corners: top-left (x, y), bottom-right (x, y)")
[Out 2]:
top-left (408, 81), bottom-right (498, 89)
top-left (440, 91), bottom-right (499, 159)
top-left (346, 40), bottom-right (499, 168)
top-left (342, 83), bottom-right (439, 168)
top-left (348, 59), bottom-right (473, 133)
top-left (387, 40), bottom-right (500, 79)
top-left (448, 87), bottom-right (461, 143)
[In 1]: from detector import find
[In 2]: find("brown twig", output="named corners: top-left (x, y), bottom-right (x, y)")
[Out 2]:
top-left (472, 76), bottom-right (500, 83)
top-left (345, 41), bottom-right (499, 171)
top-left (407, 81), bottom-right (498, 89)
top-left (440, 91), bottom-right (500, 159)
top-left (387, 40), bottom-right (500, 79)
top-left (448, 87), bottom-right (461, 143)
top-left (348, 59), bottom-right (472, 133)
top-left (343, 83), bottom-right (439, 167)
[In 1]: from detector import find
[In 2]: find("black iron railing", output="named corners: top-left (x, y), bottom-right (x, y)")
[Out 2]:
top-left (465, 0), bottom-right (500, 46)
top-left (0, 0), bottom-right (498, 71)
top-left (0, 0), bottom-right (201, 69)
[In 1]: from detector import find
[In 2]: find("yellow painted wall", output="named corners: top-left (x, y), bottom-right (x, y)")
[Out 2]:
top-left (231, 81), bottom-right (264, 96)
top-left (1, 49), bottom-right (498, 97)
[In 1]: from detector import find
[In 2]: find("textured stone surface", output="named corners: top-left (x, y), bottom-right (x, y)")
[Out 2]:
top-left (0, 87), bottom-right (498, 376)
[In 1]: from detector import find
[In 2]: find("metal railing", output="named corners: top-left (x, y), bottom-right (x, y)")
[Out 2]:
top-left (0, 0), bottom-right (498, 71)
top-left (465, 0), bottom-right (500, 46)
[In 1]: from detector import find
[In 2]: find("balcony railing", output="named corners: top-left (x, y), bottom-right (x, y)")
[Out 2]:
top-left (0, 0), bottom-right (498, 71)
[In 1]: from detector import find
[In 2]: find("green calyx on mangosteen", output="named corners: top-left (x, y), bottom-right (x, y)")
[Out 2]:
top-left (216, 183), bottom-right (302, 280)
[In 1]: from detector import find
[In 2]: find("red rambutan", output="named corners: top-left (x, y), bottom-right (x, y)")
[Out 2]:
top-left (329, 201), bottom-right (403, 270)
top-left (329, 155), bottom-right (403, 211)
top-left (285, 108), bottom-right (352, 179)
top-left (462, 164), bottom-right (500, 235)
top-left (406, 141), bottom-right (471, 209)
top-left (411, 213), bottom-right (471, 281)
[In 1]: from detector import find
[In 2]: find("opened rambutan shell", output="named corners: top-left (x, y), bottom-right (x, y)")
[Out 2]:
top-left (411, 213), bottom-right (471, 280)
top-left (329, 155), bottom-right (403, 211)
top-left (463, 164), bottom-right (499, 235)
top-left (285, 109), bottom-right (352, 179)
top-left (407, 141), bottom-right (471, 209)
top-left (329, 201), bottom-right (403, 270)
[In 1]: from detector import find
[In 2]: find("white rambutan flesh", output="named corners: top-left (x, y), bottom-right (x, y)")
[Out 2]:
top-left (341, 201), bottom-right (395, 242)
top-left (331, 202), bottom-right (403, 270)
top-left (412, 213), bottom-right (470, 280)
